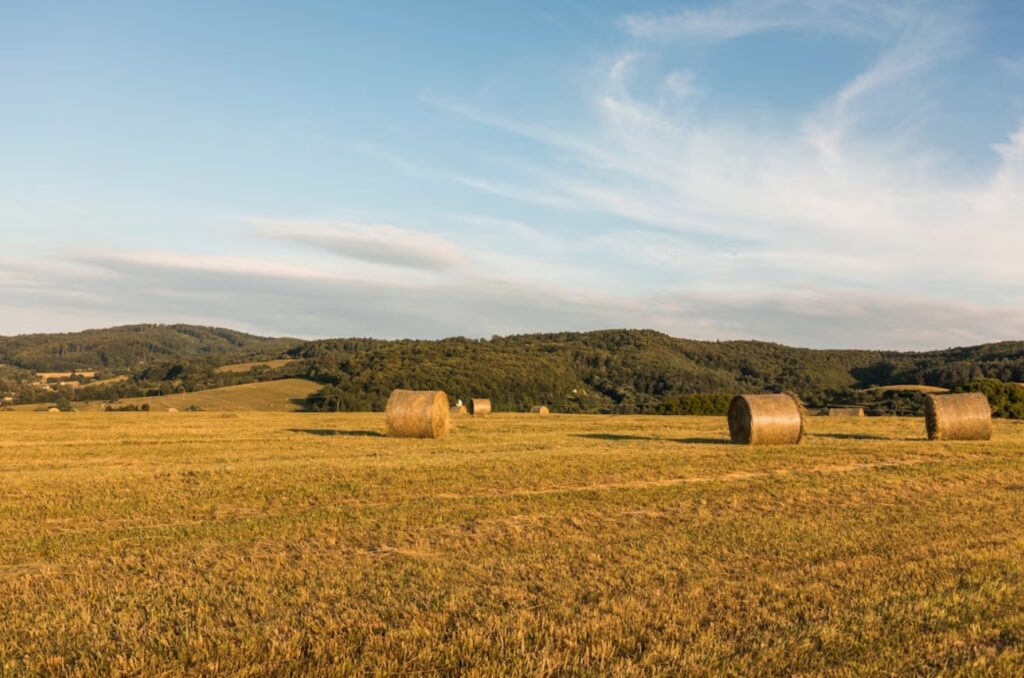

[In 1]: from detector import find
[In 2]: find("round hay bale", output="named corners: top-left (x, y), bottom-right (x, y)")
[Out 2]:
top-left (385, 390), bottom-right (450, 439)
top-left (166, 407), bottom-right (179, 413)
top-left (47, 407), bottom-right (61, 413)
top-left (924, 393), bottom-right (991, 441)
top-left (469, 398), bottom-right (492, 416)
top-left (530, 405), bottom-right (550, 415)
top-left (828, 407), bottom-right (864, 417)
top-left (728, 394), bottom-right (804, 445)
top-left (450, 405), bottom-right (467, 416)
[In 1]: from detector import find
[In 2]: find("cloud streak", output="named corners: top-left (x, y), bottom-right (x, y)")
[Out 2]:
top-left (257, 219), bottom-right (463, 272)
top-left (623, 0), bottom-right (892, 42)
top-left (2, 253), bottom-right (1022, 349)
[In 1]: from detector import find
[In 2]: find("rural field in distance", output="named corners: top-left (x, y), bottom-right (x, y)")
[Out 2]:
top-left (2, 411), bottom-right (1022, 674)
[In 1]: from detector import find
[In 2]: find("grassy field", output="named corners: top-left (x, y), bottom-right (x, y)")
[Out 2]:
top-left (1, 412), bottom-right (1023, 675)
top-left (85, 375), bottom-right (130, 388)
top-left (214, 359), bottom-right (299, 374)
top-left (13, 378), bottom-right (321, 413)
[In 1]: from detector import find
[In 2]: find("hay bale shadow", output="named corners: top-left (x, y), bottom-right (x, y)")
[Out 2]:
top-left (572, 433), bottom-right (730, 445)
top-left (670, 437), bottom-right (732, 445)
top-left (289, 429), bottom-right (384, 438)
top-left (813, 433), bottom-right (893, 441)
top-left (572, 433), bottom-right (655, 442)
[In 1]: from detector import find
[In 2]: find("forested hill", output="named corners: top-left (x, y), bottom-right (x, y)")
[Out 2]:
top-left (291, 330), bottom-right (1024, 412)
top-left (0, 324), bottom-right (301, 371)
top-left (5, 326), bottom-right (1024, 414)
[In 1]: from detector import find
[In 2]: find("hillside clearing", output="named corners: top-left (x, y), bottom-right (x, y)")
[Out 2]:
top-left (858, 384), bottom-right (951, 394)
top-left (9, 378), bottom-right (321, 412)
top-left (214, 358), bottom-right (298, 374)
top-left (111, 378), bottom-right (320, 411)
top-left (0, 412), bottom-right (1022, 674)
top-left (85, 375), bottom-right (130, 388)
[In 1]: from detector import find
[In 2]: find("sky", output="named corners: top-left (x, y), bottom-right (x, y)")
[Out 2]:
top-left (1, 0), bottom-right (1023, 349)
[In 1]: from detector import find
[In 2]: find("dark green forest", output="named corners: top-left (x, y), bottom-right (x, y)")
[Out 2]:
top-left (293, 331), bottom-right (1024, 415)
top-left (3, 325), bottom-right (1024, 416)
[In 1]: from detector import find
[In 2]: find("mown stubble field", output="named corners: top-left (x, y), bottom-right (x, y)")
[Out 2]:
top-left (1, 412), bottom-right (1023, 675)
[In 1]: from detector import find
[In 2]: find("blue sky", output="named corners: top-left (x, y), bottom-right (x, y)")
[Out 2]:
top-left (1, 0), bottom-right (1023, 349)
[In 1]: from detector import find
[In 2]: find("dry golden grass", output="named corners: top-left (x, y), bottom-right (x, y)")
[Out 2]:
top-left (214, 359), bottom-right (298, 374)
top-left (86, 375), bottom-right (130, 388)
top-left (1, 412), bottom-right (1023, 675)
top-left (117, 378), bottom-right (320, 412)
top-left (12, 378), bottom-right (321, 413)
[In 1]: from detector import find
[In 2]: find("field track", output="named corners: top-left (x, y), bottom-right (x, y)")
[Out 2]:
top-left (1, 413), bottom-right (1023, 674)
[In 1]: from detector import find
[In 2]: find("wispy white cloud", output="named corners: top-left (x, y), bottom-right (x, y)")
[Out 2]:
top-left (256, 219), bottom-right (463, 273)
top-left (662, 70), bottom-right (699, 102)
top-left (808, 4), bottom-right (972, 151)
top-left (448, 1), bottom-right (1023, 299)
top-left (998, 56), bottom-right (1024, 79)
top-left (623, 0), bottom-right (892, 42)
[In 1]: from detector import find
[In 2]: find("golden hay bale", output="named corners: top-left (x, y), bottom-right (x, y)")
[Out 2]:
top-left (530, 405), bottom-right (550, 415)
top-left (728, 394), bottom-right (804, 445)
top-left (450, 405), bottom-right (467, 416)
top-left (469, 398), bottom-right (492, 416)
top-left (828, 407), bottom-right (864, 417)
top-left (47, 407), bottom-right (61, 413)
top-left (385, 390), bottom-right (450, 439)
top-left (924, 393), bottom-right (992, 441)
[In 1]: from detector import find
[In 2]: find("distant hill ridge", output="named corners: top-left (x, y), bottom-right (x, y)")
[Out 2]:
top-left (3, 325), bottom-right (1024, 413)
top-left (288, 329), bottom-right (1024, 412)
top-left (0, 323), bottom-right (301, 371)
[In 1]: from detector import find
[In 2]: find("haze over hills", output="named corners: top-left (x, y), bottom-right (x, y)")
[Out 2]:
top-left (2, 324), bottom-right (1023, 415)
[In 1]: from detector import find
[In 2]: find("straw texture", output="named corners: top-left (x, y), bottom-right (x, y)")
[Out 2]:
top-left (924, 393), bottom-right (992, 441)
top-left (530, 405), bottom-right (550, 415)
top-left (385, 390), bottom-right (450, 439)
top-left (450, 405), bottom-right (468, 416)
top-left (728, 394), bottom-right (804, 445)
top-left (469, 399), bottom-right (492, 416)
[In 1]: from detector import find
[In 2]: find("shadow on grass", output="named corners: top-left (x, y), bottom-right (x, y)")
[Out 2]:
top-left (670, 437), bottom-right (732, 445)
top-left (813, 433), bottom-right (893, 441)
top-left (289, 429), bottom-right (384, 438)
top-left (572, 433), bottom-right (655, 442)
top-left (572, 433), bottom-right (731, 445)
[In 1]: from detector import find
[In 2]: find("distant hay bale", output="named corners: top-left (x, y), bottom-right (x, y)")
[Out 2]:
top-left (47, 407), bottom-right (61, 413)
top-left (450, 405), bottom-right (467, 416)
top-left (530, 405), bottom-right (550, 415)
top-left (728, 394), bottom-right (804, 445)
top-left (385, 390), bottom-right (450, 439)
top-left (469, 398), bottom-right (492, 416)
top-left (924, 393), bottom-right (992, 441)
top-left (828, 407), bottom-right (864, 417)
top-left (166, 407), bottom-right (179, 413)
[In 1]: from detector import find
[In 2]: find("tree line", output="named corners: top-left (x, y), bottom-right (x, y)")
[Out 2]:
top-left (4, 328), bottom-right (1024, 417)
